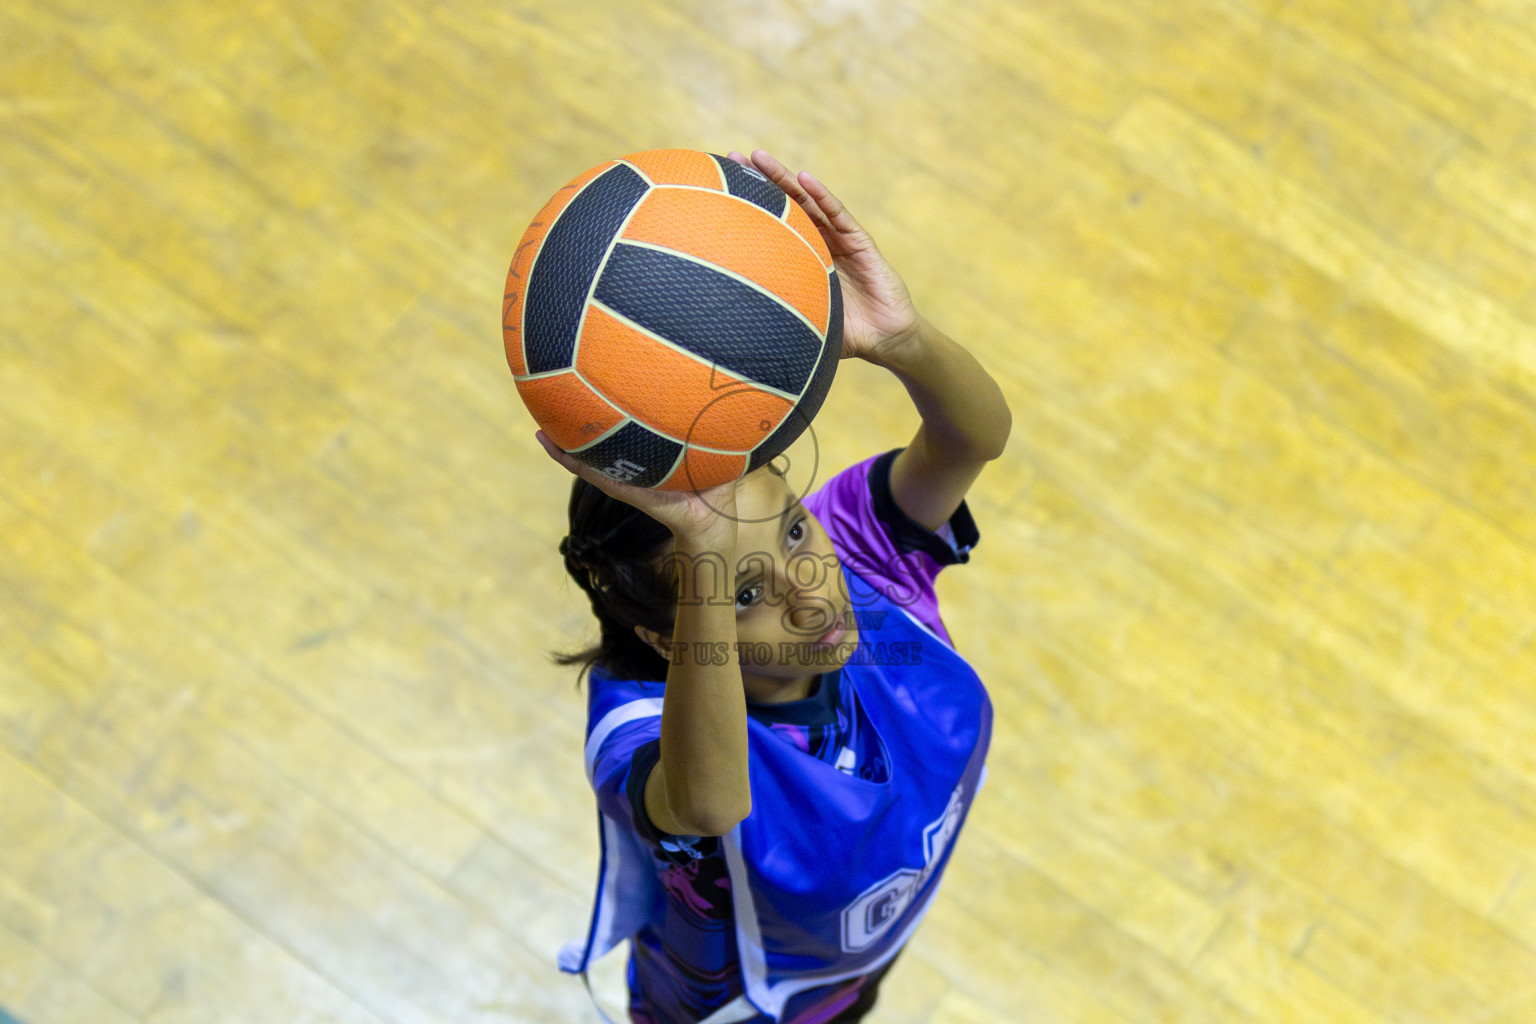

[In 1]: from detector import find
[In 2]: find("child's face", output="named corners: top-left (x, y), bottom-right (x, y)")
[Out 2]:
top-left (718, 466), bottom-right (861, 699)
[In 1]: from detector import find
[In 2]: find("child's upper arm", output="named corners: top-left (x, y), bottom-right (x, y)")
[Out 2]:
top-left (585, 693), bottom-right (699, 843)
top-left (887, 425), bottom-right (993, 533)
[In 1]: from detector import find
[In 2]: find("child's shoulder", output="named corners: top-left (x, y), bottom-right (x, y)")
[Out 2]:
top-left (806, 448), bottom-right (980, 646)
top-left (802, 450), bottom-right (885, 523)
top-left (805, 448), bottom-right (978, 567)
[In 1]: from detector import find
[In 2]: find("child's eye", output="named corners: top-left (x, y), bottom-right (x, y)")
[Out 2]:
top-left (735, 581), bottom-right (764, 610)
top-left (788, 517), bottom-right (806, 545)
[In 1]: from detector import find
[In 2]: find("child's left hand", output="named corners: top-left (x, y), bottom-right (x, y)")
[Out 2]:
top-left (728, 149), bottom-right (921, 363)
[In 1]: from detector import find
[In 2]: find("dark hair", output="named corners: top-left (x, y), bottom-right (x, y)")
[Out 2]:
top-left (552, 478), bottom-right (677, 686)
top-left (551, 461), bottom-right (788, 686)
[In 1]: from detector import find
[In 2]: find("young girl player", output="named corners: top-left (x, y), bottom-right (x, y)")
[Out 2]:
top-left (538, 149), bottom-right (1012, 1023)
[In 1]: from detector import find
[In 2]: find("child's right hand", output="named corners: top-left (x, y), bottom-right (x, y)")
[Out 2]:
top-left (535, 430), bottom-right (740, 550)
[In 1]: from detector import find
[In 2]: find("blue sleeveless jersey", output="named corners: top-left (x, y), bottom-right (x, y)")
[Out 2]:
top-left (561, 450), bottom-right (990, 1023)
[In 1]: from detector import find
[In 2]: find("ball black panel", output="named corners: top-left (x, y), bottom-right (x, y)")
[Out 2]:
top-left (746, 406), bottom-right (805, 475)
top-left (571, 419), bottom-right (683, 489)
top-left (711, 154), bottom-right (790, 219)
top-left (822, 267), bottom-right (843, 365)
top-left (523, 164), bottom-right (649, 374)
top-left (595, 243), bottom-right (822, 396)
top-left (795, 273), bottom-right (843, 413)
top-left (747, 270), bottom-right (841, 474)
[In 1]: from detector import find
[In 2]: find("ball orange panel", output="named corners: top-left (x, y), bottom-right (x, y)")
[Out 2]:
top-left (513, 370), bottom-right (625, 452)
top-left (622, 149), bottom-right (725, 190)
top-left (575, 305), bottom-right (793, 449)
top-left (685, 386), bottom-right (797, 452)
top-left (504, 160), bottom-right (616, 375)
top-left (658, 449), bottom-right (749, 492)
top-left (784, 199), bottom-right (833, 270)
top-left (623, 187), bottom-right (830, 333)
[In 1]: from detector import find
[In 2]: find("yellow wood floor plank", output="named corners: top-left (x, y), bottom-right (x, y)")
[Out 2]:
top-left (972, 626), bottom-right (1508, 1018)
top-left (1241, 0), bottom-right (1536, 156)
top-left (1418, 0), bottom-right (1536, 106)
top-left (0, 741), bottom-right (391, 1024)
top-left (0, 557), bottom-right (599, 1024)
top-left (923, 990), bottom-right (1020, 1024)
top-left (0, 365), bottom-right (591, 890)
top-left (856, 950), bottom-right (952, 1024)
top-left (0, 447), bottom-right (488, 887)
top-left (0, 219), bottom-right (551, 669)
top-left (1109, 94), bottom-right (1536, 395)
top-left (0, 917), bottom-right (151, 1024)
top-left (943, 829), bottom-right (1252, 1024)
top-left (1000, 446), bottom-right (1536, 917)
top-left (977, 633), bottom-right (1524, 1021)
top-left (902, 899), bottom-right (1139, 1024)
top-left (1432, 143), bottom-right (1536, 259)
top-left (1220, 302), bottom-right (1536, 548)
top-left (1020, 0), bottom-right (1473, 225)
top-left (1182, 915), bottom-right (1382, 1024)
top-left (920, 272), bottom-right (1536, 1010)
top-left (920, 246), bottom-right (1533, 716)
top-left (975, 791), bottom-right (1224, 969)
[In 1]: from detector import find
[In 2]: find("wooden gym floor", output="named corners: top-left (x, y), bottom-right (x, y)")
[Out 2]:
top-left (4, 1), bottom-right (1535, 1021)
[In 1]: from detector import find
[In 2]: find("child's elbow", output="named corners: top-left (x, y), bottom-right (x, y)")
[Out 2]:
top-left (986, 399), bottom-right (1013, 458)
top-left (683, 796), bottom-right (751, 837)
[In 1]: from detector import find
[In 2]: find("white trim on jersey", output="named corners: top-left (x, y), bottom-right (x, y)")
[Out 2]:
top-left (886, 592), bottom-right (957, 652)
top-left (697, 995), bottom-right (761, 1024)
top-left (718, 828), bottom-right (939, 1019)
top-left (583, 696), bottom-right (665, 783)
top-left (720, 827), bottom-right (771, 1009)
top-left (564, 698), bottom-right (667, 978)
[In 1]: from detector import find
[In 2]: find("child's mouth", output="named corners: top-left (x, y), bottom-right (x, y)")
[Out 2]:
top-left (814, 612), bottom-right (848, 646)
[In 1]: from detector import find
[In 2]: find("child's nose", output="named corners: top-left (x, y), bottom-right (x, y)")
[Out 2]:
top-left (788, 597), bottom-right (838, 636)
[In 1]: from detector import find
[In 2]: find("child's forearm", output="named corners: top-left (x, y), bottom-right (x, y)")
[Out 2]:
top-left (870, 315), bottom-right (1012, 459)
top-left (646, 536), bottom-right (751, 837)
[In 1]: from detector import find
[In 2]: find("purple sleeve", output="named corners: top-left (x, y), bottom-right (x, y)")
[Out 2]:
top-left (594, 723), bottom-right (690, 844)
top-left (802, 448), bottom-right (980, 647)
top-left (590, 718), bottom-right (662, 830)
